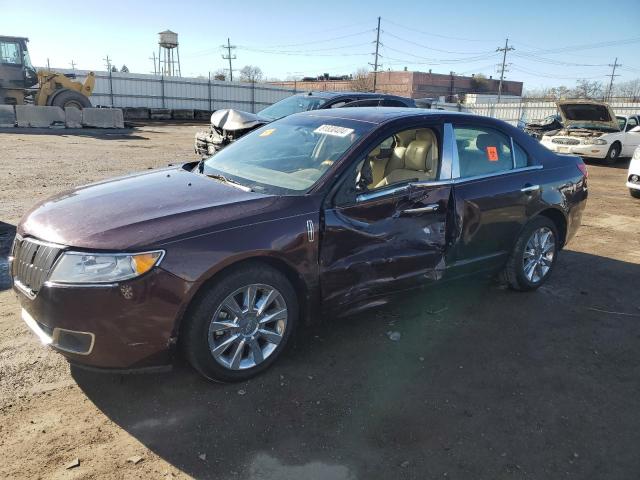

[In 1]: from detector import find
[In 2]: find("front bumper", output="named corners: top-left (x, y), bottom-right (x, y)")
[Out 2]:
top-left (14, 268), bottom-right (193, 369)
top-left (541, 141), bottom-right (608, 159)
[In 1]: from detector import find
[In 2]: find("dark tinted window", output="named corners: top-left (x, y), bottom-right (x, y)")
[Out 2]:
top-left (380, 99), bottom-right (408, 107)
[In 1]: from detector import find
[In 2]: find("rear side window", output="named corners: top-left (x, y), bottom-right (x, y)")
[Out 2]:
top-left (454, 127), bottom-right (513, 178)
top-left (513, 142), bottom-right (529, 168)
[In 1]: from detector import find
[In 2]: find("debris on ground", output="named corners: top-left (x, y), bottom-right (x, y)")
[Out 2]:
top-left (386, 331), bottom-right (401, 341)
top-left (127, 455), bottom-right (143, 465)
top-left (237, 389), bottom-right (246, 396)
top-left (198, 453), bottom-right (207, 461)
top-left (65, 458), bottom-right (80, 469)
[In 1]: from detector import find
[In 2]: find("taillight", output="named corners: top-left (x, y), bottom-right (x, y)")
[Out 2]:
top-left (576, 161), bottom-right (588, 178)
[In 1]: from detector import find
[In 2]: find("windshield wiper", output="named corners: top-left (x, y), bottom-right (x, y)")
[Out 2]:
top-left (205, 173), bottom-right (253, 192)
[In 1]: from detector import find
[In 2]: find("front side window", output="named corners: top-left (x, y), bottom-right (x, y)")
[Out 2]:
top-left (202, 115), bottom-right (373, 194)
top-left (0, 41), bottom-right (21, 65)
top-left (626, 117), bottom-right (638, 131)
top-left (455, 126), bottom-right (513, 178)
top-left (617, 116), bottom-right (627, 131)
top-left (352, 127), bottom-right (440, 193)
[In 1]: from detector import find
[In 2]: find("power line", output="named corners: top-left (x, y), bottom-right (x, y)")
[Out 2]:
top-left (606, 57), bottom-right (622, 100)
top-left (370, 16), bottom-right (382, 92)
top-left (236, 42), bottom-right (371, 54)
top-left (496, 38), bottom-right (515, 102)
top-left (382, 18), bottom-right (498, 43)
top-left (221, 38), bottom-right (236, 81)
top-left (382, 29), bottom-right (495, 55)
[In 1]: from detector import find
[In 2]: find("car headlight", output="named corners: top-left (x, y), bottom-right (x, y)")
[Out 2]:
top-left (584, 138), bottom-right (607, 145)
top-left (48, 251), bottom-right (164, 284)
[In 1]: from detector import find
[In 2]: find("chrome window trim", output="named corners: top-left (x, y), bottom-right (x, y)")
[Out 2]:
top-left (356, 184), bottom-right (409, 203)
top-left (449, 165), bottom-right (543, 184)
top-left (510, 136), bottom-right (517, 169)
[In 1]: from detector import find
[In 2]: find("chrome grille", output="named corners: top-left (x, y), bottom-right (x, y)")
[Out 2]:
top-left (552, 137), bottom-right (580, 145)
top-left (11, 237), bottom-right (63, 295)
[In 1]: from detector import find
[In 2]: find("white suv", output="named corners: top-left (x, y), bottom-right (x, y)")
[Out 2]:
top-left (628, 146), bottom-right (640, 198)
top-left (540, 101), bottom-right (640, 164)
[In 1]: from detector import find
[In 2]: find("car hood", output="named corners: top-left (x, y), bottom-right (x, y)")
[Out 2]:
top-left (210, 109), bottom-right (269, 132)
top-left (18, 166), bottom-right (277, 250)
top-left (556, 100), bottom-right (619, 131)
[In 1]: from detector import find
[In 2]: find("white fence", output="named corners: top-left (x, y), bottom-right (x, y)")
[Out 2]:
top-left (465, 98), bottom-right (640, 126)
top-left (51, 69), bottom-right (298, 113)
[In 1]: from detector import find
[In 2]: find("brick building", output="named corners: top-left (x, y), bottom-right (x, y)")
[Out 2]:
top-left (269, 70), bottom-right (523, 101)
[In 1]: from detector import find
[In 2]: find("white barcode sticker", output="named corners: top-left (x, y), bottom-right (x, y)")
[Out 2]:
top-left (313, 124), bottom-right (354, 137)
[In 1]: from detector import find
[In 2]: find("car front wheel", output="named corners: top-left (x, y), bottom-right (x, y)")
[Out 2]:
top-left (630, 188), bottom-right (640, 199)
top-left (603, 143), bottom-right (620, 165)
top-left (501, 217), bottom-right (559, 291)
top-left (182, 263), bottom-right (298, 382)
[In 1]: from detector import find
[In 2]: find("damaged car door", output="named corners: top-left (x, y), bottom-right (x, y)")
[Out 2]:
top-left (319, 123), bottom-right (451, 314)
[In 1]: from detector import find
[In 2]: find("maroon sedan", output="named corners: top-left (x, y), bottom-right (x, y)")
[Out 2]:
top-left (11, 108), bottom-right (587, 382)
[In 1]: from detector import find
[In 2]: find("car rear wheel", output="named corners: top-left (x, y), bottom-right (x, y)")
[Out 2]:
top-left (603, 143), bottom-right (620, 165)
top-left (501, 217), bottom-right (559, 291)
top-left (182, 263), bottom-right (298, 382)
top-left (630, 188), bottom-right (640, 199)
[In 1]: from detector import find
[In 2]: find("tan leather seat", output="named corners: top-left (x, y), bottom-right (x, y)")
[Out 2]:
top-left (375, 132), bottom-right (438, 188)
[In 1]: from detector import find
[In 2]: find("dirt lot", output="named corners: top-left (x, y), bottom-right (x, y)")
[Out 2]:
top-left (1, 124), bottom-right (639, 480)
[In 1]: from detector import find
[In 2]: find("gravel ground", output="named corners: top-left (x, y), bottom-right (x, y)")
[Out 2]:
top-left (0, 124), bottom-right (639, 480)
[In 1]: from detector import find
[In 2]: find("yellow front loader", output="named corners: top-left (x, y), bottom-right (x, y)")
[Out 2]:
top-left (1, 36), bottom-right (95, 108)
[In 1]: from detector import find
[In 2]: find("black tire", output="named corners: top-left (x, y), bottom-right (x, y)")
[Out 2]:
top-left (501, 216), bottom-right (559, 291)
top-left (603, 143), bottom-right (621, 165)
top-left (50, 89), bottom-right (92, 109)
top-left (630, 188), bottom-right (640, 199)
top-left (182, 262), bottom-right (298, 382)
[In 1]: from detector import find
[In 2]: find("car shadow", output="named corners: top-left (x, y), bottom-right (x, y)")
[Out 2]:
top-left (69, 250), bottom-right (640, 479)
top-left (0, 222), bottom-right (16, 291)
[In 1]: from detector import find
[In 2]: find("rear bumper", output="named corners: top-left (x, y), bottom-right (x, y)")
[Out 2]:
top-left (14, 268), bottom-right (193, 369)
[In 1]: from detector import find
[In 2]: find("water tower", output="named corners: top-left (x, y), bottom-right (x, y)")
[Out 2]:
top-left (158, 30), bottom-right (181, 76)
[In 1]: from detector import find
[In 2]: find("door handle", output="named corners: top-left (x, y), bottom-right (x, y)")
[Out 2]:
top-left (401, 203), bottom-right (439, 215)
top-left (521, 184), bottom-right (540, 194)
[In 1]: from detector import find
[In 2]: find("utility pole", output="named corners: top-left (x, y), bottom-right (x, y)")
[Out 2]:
top-left (103, 55), bottom-right (112, 72)
top-left (70, 60), bottom-right (76, 71)
top-left (46, 58), bottom-right (50, 70)
top-left (606, 57), bottom-right (621, 100)
top-left (369, 16), bottom-right (382, 93)
top-left (496, 38), bottom-right (514, 103)
top-left (149, 52), bottom-right (158, 75)
top-left (221, 38), bottom-right (236, 81)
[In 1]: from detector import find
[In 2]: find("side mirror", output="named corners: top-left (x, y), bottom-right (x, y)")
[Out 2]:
top-left (630, 126), bottom-right (640, 134)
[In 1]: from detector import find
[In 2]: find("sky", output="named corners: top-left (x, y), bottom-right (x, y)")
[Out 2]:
top-left (2, 0), bottom-right (639, 92)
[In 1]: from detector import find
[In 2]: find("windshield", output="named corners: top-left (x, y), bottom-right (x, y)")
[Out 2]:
top-left (259, 95), bottom-right (327, 121)
top-left (202, 114), bottom-right (373, 194)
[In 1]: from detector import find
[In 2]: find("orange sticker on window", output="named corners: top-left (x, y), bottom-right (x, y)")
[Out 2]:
top-left (486, 146), bottom-right (498, 161)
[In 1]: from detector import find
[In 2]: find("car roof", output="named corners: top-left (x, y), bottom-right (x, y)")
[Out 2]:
top-left (295, 106), bottom-right (471, 124)
top-left (299, 91), bottom-right (411, 101)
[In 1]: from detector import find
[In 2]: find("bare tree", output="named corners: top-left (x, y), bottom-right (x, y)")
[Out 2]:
top-left (120, 65), bottom-right (129, 73)
top-left (572, 79), bottom-right (604, 99)
top-left (350, 68), bottom-right (372, 92)
top-left (239, 65), bottom-right (263, 83)
top-left (613, 79), bottom-right (640, 100)
top-left (213, 69), bottom-right (227, 81)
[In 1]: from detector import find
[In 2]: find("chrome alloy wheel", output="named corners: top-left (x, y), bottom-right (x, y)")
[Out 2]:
top-left (208, 284), bottom-right (288, 370)
top-left (523, 227), bottom-right (555, 283)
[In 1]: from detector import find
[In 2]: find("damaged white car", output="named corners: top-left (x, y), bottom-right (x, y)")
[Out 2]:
top-left (540, 100), bottom-right (640, 164)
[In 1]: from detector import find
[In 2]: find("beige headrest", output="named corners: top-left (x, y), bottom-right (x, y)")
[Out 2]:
top-left (404, 140), bottom-right (431, 171)
top-left (416, 129), bottom-right (436, 143)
